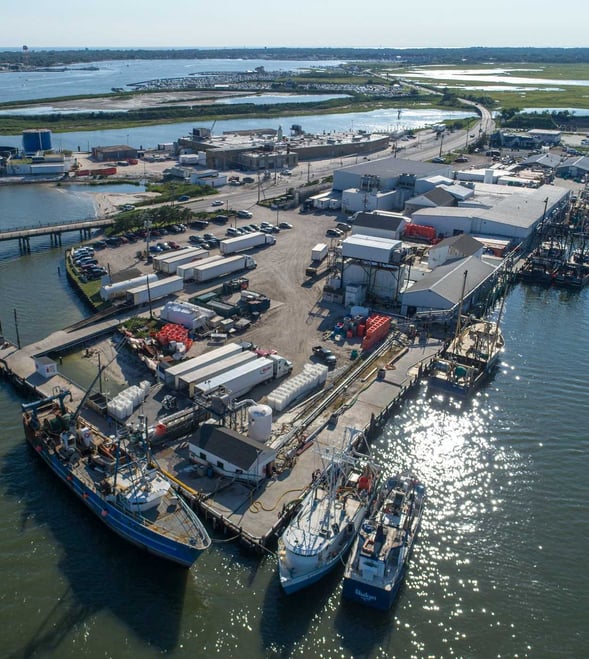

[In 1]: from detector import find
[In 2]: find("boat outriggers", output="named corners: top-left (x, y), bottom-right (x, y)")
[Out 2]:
top-left (278, 428), bottom-right (380, 594)
top-left (342, 474), bottom-right (425, 610)
top-left (22, 389), bottom-right (211, 566)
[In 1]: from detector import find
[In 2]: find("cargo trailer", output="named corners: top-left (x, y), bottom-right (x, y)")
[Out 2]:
top-left (152, 247), bottom-right (209, 274)
top-left (176, 255), bottom-right (224, 281)
top-left (193, 354), bottom-right (292, 398)
top-left (219, 232), bottom-right (275, 255)
top-left (157, 342), bottom-right (244, 387)
top-left (126, 275), bottom-right (184, 306)
top-left (192, 255), bottom-right (256, 283)
top-left (184, 350), bottom-right (259, 395)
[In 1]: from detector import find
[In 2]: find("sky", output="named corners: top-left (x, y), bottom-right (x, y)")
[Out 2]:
top-left (2, 0), bottom-right (588, 49)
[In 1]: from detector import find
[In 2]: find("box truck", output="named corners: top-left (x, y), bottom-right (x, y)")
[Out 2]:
top-left (219, 232), bottom-right (275, 255)
top-left (193, 353), bottom-right (292, 398)
top-left (306, 243), bottom-right (329, 277)
top-left (126, 275), bottom-right (184, 306)
top-left (192, 255), bottom-right (256, 283)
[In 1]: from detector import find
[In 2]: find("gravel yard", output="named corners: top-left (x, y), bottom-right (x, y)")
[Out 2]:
top-left (90, 204), bottom-right (362, 379)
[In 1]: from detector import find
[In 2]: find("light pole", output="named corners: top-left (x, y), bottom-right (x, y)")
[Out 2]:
top-left (144, 217), bottom-right (152, 262)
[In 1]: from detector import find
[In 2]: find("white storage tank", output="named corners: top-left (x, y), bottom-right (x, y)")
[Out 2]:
top-left (247, 404), bottom-right (273, 442)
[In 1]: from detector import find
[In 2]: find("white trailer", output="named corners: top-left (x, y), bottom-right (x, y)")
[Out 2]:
top-left (176, 255), bottom-right (224, 281)
top-left (311, 243), bottom-right (328, 263)
top-left (193, 354), bottom-right (292, 398)
top-left (183, 351), bottom-right (259, 395)
top-left (219, 232), bottom-right (275, 255)
top-left (192, 255), bottom-right (256, 283)
top-left (100, 273), bottom-right (158, 301)
top-left (158, 342), bottom-right (244, 386)
top-left (126, 275), bottom-right (184, 306)
top-left (152, 247), bottom-right (209, 274)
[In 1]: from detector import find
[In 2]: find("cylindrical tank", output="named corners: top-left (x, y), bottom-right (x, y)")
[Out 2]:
top-left (22, 128), bottom-right (52, 153)
top-left (247, 404), bottom-right (273, 442)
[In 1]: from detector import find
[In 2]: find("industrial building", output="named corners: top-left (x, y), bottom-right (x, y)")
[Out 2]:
top-left (556, 155), bottom-right (589, 180)
top-left (333, 157), bottom-right (453, 214)
top-left (427, 234), bottom-right (485, 269)
top-left (350, 211), bottom-right (408, 240)
top-left (92, 145), bottom-right (138, 162)
top-left (409, 184), bottom-right (570, 242)
top-left (400, 255), bottom-right (498, 317)
top-left (189, 423), bottom-right (277, 484)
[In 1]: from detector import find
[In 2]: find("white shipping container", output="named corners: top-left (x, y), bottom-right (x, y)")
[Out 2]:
top-left (185, 351), bottom-right (259, 395)
top-left (192, 255), bottom-right (256, 283)
top-left (193, 357), bottom-right (275, 398)
top-left (152, 247), bottom-right (209, 274)
top-left (176, 255), bottom-right (224, 281)
top-left (126, 276), bottom-right (184, 306)
top-left (165, 342), bottom-right (244, 387)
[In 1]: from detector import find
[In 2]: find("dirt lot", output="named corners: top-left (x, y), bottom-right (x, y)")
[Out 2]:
top-left (90, 205), bottom-right (363, 382)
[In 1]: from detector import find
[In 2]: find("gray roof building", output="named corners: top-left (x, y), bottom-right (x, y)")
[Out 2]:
top-left (189, 424), bottom-right (276, 483)
top-left (401, 255), bottom-right (497, 315)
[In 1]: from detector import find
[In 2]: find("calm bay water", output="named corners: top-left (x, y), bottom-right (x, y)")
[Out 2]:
top-left (0, 63), bottom-right (587, 656)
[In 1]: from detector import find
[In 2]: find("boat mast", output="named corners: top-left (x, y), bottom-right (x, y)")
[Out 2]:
top-left (453, 270), bottom-right (468, 343)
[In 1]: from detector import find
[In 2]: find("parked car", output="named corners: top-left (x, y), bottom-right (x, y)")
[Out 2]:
top-left (237, 209), bottom-right (253, 219)
top-left (312, 345), bottom-right (337, 367)
top-left (278, 221), bottom-right (293, 229)
top-left (149, 245), bottom-right (163, 253)
top-left (168, 241), bottom-right (181, 250)
top-left (213, 214), bottom-right (229, 224)
top-left (326, 228), bottom-right (343, 237)
top-left (454, 155), bottom-right (469, 163)
top-left (336, 222), bottom-right (351, 232)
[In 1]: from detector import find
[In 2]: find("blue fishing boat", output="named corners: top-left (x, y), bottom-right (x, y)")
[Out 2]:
top-left (342, 474), bottom-right (425, 610)
top-left (22, 389), bottom-right (211, 567)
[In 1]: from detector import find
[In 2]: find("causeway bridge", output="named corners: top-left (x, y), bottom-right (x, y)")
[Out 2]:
top-left (0, 217), bottom-right (114, 252)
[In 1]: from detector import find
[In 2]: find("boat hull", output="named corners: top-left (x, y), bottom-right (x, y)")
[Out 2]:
top-left (341, 570), bottom-right (404, 610)
top-left (26, 435), bottom-right (203, 567)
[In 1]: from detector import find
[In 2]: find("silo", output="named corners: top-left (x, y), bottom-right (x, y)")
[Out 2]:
top-left (22, 129), bottom-right (52, 154)
top-left (247, 404), bottom-right (273, 442)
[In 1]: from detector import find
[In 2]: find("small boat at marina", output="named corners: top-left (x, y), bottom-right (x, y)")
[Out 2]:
top-left (428, 319), bottom-right (504, 397)
top-left (22, 389), bottom-right (211, 567)
top-left (428, 270), bottom-right (504, 398)
top-left (342, 474), bottom-right (425, 610)
top-left (278, 430), bottom-right (380, 594)
top-left (553, 260), bottom-right (589, 288)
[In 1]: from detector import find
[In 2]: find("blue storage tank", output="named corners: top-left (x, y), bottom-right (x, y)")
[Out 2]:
top-left (22, 129), bottom-right (52, 153)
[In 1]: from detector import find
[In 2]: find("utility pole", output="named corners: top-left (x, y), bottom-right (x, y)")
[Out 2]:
top-left (439, 132), bottom-right (444, 158)
top-left (13, 308), bottom-right (21, 350)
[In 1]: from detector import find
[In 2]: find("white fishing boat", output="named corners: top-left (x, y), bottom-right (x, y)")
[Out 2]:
top-left (278, 428), bottom-right (379, 594)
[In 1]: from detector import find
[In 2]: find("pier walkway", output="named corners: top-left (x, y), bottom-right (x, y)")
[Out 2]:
top-left (155, 336), bottom-right (442, 550)
top-left (0, 217), bottom-right (114, 252)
